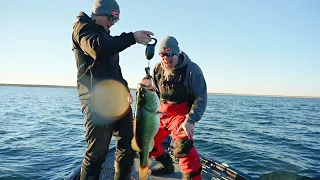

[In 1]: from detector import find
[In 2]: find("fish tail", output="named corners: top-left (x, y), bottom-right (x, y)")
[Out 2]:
top-left (156, 111), bottom-right (165, 115)
top-left (131, 137), bottom-right (142, 152)
top-left (139, 165), bottom-right (150, 180)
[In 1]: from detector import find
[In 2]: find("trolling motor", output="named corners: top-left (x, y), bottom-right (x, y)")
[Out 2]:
top-left (144, 38), bottom-right (157, 79)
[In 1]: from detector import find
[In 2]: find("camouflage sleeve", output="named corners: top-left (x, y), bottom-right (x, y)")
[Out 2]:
top-left (185, 63), bottom-right (207, 124)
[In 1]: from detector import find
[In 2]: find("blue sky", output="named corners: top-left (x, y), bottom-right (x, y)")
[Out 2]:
top-left (0, 0), bottom-right (319, 97)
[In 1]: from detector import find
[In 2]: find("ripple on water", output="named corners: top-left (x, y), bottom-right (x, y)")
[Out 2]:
top-left (1, 87), bottom-right (320, 179)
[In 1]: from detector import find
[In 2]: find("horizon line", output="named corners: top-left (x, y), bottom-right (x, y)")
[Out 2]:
top-left (0, 83), bottom-right (319, 99)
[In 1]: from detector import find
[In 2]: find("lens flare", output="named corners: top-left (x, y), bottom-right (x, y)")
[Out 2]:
top-left (91, 79), bottom-right (130, 122)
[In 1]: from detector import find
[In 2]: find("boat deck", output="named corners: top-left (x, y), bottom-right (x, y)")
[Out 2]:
top-left (65, 146), bottom-right (254, 180)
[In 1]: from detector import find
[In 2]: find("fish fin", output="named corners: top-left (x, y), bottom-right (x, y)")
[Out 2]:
top-left (149, 139), bottom-right (154, 152)
top-left (139, 165), bottom-right (150, 180)
top-left (156, 111), bottom-right (165, 115)
top-left (131, 137), bottom-right (142, 152)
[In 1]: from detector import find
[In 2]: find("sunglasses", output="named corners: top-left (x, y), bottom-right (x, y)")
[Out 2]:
top-left (93, 13), bottom-right (119, 23)
top-left (159, 52), bottom-right (174, 58)
top-left (106, 14), bottom-right (119, 23)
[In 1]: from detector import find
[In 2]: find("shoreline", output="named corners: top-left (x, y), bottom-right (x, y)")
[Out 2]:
top-left (0, 83), bottom-right (319, 99)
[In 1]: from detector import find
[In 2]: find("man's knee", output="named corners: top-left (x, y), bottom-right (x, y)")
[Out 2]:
top-left (113, 110), bottom-right (134, 148)
top-left (84, 126), bottom-right (112, 163)
top-left (84, 137), bottom-right (110, 167)
top-left (150, 147), bottom-right (157, 153)
top-left (115, 146), bottom-right (135, 163)
top-left (149, 141), bottom-right (166, 158)
top-left (173, 139), bottom-right (194, 158)
top-left (182, 167), bottom-right (203, 180)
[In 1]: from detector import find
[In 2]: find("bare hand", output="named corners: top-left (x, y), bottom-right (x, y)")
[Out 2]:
top-left (133, 30), bottom-right (154, 45)
top-left (178, 121), bottom-right (195, 140)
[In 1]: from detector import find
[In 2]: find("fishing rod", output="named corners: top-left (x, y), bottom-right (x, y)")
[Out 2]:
top-left (165, 146), bottom-right (256, 180)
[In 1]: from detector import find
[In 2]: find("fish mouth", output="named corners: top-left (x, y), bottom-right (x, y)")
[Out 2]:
top-left (139, 83), bottom-right (156, 91)
top-left (139, 77), bottom-right (156, 91)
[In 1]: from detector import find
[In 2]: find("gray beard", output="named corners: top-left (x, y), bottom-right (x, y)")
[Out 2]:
top-left (163, 67), bottom-right (173, 81)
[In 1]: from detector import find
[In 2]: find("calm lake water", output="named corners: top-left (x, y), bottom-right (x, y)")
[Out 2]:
top-left (0, 86), bottom-right (319, 180)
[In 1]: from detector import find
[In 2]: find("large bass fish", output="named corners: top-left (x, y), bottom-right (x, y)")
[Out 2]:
top-left (131, 74), bottom-right (160, 180)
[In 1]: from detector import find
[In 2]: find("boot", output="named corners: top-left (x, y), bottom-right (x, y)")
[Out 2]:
top-left (80, 167), bottom-right (100, 180)
top-left (151, 152), bottom-right (174, 175)
top-left (182, 173), bottom-right (203, 180)
top-left (114, 161), bottom-right (133, 180)
top-left (182, 167), bottom-right (202, 180)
